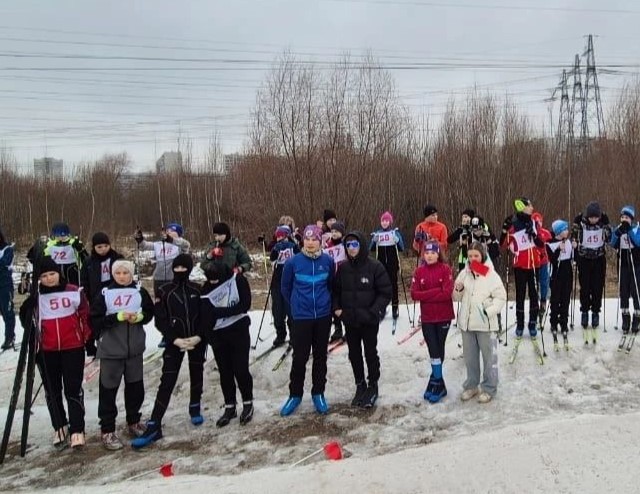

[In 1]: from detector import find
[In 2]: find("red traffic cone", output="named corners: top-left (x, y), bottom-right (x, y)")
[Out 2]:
top-left (323, 441), bottom-right (343, 461)
top-left (159, 462), bottom-right (174, 477)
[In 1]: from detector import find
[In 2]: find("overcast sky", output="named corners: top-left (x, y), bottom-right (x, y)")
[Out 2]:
top-left (0, 0), bottom-right (636, 172)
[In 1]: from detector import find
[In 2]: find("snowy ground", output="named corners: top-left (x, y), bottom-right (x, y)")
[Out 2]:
top-left (1, 299), bottom-right (639, 492)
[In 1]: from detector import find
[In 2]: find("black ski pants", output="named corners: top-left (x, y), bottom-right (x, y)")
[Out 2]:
top-left (271, 282), bottom-right (292, 341)
top-left (209, 320), bottom-right (253, 405)
top-left (514, 267), bottom-right (539, 333)
top-left (549, 263), bottom-right (573, 331)
top-left (619, 257), bottom-right (640, 312)
top-left (37, 348), bottom-right (85, 434)
top-left (289, 316), bottom-right (332, 397)
top-left (421, 322), bottom-right (451, 362)
top-left (578, 256), bottom-right (606, 314)
top-left (345, 324), bottom-right (380, 384)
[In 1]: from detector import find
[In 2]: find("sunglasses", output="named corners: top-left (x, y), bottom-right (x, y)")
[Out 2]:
top-left (346, 240), bottom-right (360, 249)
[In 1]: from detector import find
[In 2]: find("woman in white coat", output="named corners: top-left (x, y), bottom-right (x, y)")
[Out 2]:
top-left (453, 242), bottom-right (507, 403)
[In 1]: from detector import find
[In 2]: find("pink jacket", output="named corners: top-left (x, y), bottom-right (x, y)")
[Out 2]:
top-left (410, 262), bottom-right (455, 323)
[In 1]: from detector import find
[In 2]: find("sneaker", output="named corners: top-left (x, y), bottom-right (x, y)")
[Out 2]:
top-left (102, 432), bottom-right (124, 451)
top-left (239, 402), bottom-right (254, 425)
top-left (360, 382), bottom-right (378, 409)
top-left (189, 403), bottom-right (204, 426)
top-left (70, 432), bottom-right (85, 449)
top-left (215, 406), bottom-right (237, 427)
top-left (53, 427), bottom-right (68, 448)
top-left (130, 421), bottom-right (163, 449)
top-left (280, 396), bottom-right (302, 417)
top-left (127, 422), bottom-right (146, 438)
top-left (477, 392), bottom-right (493, 404)
top-left (312, 394), bottom-right (329, 414)
top-left (591, 312), bottom-right (600, 329)
top-left (1, 337), bottom-right (15, 351)
top-left (351, 382), bottom-right (367, 407)
top-left (581, 312), bottom-right (589, 329)
top-left (460, 388), bottom-right (479, 402)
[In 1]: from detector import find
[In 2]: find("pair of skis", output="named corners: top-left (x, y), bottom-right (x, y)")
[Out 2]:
top-left (508, 337), bottom-right (544, 365)
top-left (618, 334), bottom-right (636, 354)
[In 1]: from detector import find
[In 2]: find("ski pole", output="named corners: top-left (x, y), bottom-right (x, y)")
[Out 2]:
top-left (503, 252), bottom-right (510, 347)
top-left (30, 381), bottom-right (43, 408)
top-left (252, 284), bottom-right (272, 350)
top-left (570, 254), bottom-right (578, 330)
top-left (614, 251), bottom-right (622, 330)
top-left (21, 338), bottom-right (37, 456)
top-left (602, 261), bottom-right (607, 333)
top-left (395, 243), bottom-right (413, 327)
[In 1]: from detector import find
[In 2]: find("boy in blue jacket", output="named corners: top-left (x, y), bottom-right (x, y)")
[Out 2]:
top-left (280, 225), bottom-right (334, 416)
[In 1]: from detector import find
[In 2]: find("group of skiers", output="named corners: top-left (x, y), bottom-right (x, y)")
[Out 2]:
top-left (0, 196), bottom-right (638, 452)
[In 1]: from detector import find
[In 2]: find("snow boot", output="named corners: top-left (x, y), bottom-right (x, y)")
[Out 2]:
top-left (189, 403), bottom-right (204, 426)
top-left (360, 382), bottom-right (378, 409)
top-left (280, 396), bottom-right (302, 417)
top-left (591, 312), bottom-right (600, 329)
top-left (1, 337), bottom-right (15, 351)
top-left (581, 312), bottom-right (589, 329)
top-left (528, 320), bottom-right (537, 337)
top-left (131, 421), bottom-right (163, 449)
top-left (216, 405), bottom-right (237, 427)
top-left (239, 401), bottom-right (254, 425)
top-left (392, 305), bottom-right (399, 320)
top-left (427, 379), bottom-right (447, 403)
top-left (632, 311), bottom-right (640, 334)
top-left (351, 382), bottom-right (368, 407)
top-left (622, 311), bottom-right (631, 334)
top-left (312, 394), bottom-right (329, 414)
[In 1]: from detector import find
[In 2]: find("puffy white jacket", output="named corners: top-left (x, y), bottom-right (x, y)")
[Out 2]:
top-left (452, 263), bottom-right (506, 332)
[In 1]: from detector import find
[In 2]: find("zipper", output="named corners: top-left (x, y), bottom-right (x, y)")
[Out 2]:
top-left (183, 285), bottom-right (191, 337)
top-left (56, 318), bottom-right (61, 351)
top-left (312, 258), bottom-right (317, 319)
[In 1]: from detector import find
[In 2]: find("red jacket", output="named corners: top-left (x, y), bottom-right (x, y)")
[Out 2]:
top-left (413, 220), bottom-right (449, 254)
top-left (37, 284), bottom-right (90, 352)
top-left (534, 226), bottom-right (552, 267)
top-left (410, 262), bottom-right (455, 323)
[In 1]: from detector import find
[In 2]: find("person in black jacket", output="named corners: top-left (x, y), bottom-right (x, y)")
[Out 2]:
top-left (333, 231), bottom-right (392, 408)
top-left (80, 232), bottom-right (123, 357)
top-left (269, 226), bottom-right (300, 347)
top-left (132, 254), bottom-right (205, 449)
top-left (200, 261), bottom-right (254, 427)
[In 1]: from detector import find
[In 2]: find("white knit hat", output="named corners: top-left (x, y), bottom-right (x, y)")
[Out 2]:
top-left (111, 260), bottom-right (135, 277)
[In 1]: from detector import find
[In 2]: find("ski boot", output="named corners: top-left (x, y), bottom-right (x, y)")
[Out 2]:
top-left (427, 379), bottom-right (447, 403)
top-left (552, 329), bottom-right (560, 352)
top-left (189, 403), bottom-right (204, 426)
top-left (1, 337), bottom-right (15, 351)
top-left (312, 394), bottom-right (329, 414)
top-left (351, 382), bottom-right (368, 407)
top-left (239, 401), bottom-right (254, 425)
top-left (280, 396), bottom-right (302, 417)
top-left (216, 405), bottom-right (237, 427)
top-left (591, 312), bottom-right (600, 329)
top-left (581, 312), bottom-right (589, 329)
top-left (131, 421), bottom-right (163, 449)
top-left (562, 331), bottom-right (570, 351)
top-left (632, 311), bottom-right (640, 334)
top-left (360, 382), bottom-right (378, 409)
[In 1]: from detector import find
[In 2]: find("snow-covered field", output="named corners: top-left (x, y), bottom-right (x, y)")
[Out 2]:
top-left (1, 299), bottom-right (639, 492)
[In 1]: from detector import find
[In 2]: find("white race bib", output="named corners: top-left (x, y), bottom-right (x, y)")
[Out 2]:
top-left (275, 247), bottom-right (295, 265)
top-left (376, 231), bottom-right (396, 247)
top-left (153, 241), bottom-right (180, 261)
top-left (323, 244), bottom-right (346, 264)
top-left (620, 234), bottom-right (631, 250)
top-left (100, 259), bottom-right (112, 283)
top-left (49, 245), bottom-right (77, 265)
top-left (512, 229), bottom-right (534, 252)
top-left (582, 228), bottom-right (604, 249)
top-left (104, 287), bottom-right (142, 315)
top-left (39, 290), bottom-right (81, 320)
top-left (201, 274), bottom-right (245, 330)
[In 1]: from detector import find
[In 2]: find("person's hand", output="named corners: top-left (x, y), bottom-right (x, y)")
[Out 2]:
top-left (173, 338), bottom-right (189, 351)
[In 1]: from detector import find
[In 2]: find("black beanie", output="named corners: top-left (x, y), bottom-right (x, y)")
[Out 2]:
top-left (172, 254), bottom-right (194, 273)
top-left (212, 222), bottom-right (231, 238)
top-left (91, 232), bottom-right (110, 246)
top-left (423, 204), bottom-right (438, 218)
top-left (331, 221), bottom-right (346, 236)
top-left (204, 260), bottom-right (233, 284)
top-left (39, 257), bottom-right (61, 276)
top-left (323, 209), bottom-right (337, 224)
top-left (462, 208), bottom-right (476, 218)
top-left (585, 201), bottom-right (602, 218)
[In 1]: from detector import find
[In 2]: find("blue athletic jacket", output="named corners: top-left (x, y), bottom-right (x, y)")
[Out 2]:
top-left (281, 251), bottom-right (334, 320)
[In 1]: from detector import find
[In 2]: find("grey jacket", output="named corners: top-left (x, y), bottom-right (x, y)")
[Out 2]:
top-left (139, 237), bottom-right (191, 281)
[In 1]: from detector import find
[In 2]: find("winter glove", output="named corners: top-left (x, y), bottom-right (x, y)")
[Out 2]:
top-left (618, 222), bottom-right (631, 235)
top-left (173, 338), bottom-right (190, 351)
top-left (134, 229), bottom-right (144, 244)
top-left (414, 230), bottom-right (427, 242)
top-left (207, 246), bottom-right (223, 260)
top-left (116, 311), bottom-right (127, 322)
top-left (132, 312), bottom-right (144, 324)
top-left (502, 216), bottom-right (512, 233)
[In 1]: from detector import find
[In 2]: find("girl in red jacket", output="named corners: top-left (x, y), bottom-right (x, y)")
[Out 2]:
top-left (19, 257), bottom-right (91, 450)
top-left (410, 240), bottom-right (454, 403)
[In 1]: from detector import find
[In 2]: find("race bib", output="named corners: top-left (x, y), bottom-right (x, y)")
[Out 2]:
top-left (620, 234), bottom-right (631, 250)
top-left (376, 231), bottom-right (396, 247)
top-left (201, 275), bottom-right (245, 330)
top-left (100, 259), bottom-right (112, 283)
top-left (513, 229), bottom-right (534, 252)
top-left (276, 247), bottom-right (295, 265)
top-left (104, 287), bottom-right (142, 315)
top-left (582, 229), bottom-right (604, 249)
top-left (323, 244), bottom-right (346, 264)
top-left (49, 245), bottom-right (77, 265)
top-left (39, 290), bottom-right (81, 320)
top-left (153, 241), bottom-right (180, 261)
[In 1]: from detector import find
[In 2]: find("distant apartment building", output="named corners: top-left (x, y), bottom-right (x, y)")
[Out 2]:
top-left (155, 151), bottom-right (183, 173)
top-left (34, 157), bottom-right (63, 180)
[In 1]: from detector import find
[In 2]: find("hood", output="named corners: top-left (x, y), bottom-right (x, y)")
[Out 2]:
top-left (344, 231), bottom-right (369, 264)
